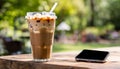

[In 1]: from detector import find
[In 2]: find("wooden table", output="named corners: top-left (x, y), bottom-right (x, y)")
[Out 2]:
top-left (0, 47), bottom-right (120, 69)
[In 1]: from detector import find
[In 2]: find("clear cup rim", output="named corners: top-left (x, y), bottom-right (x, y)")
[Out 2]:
top-left (26, 12), bottom-right (56, 15)
top-left (25, 11), bottom-right (57, 19)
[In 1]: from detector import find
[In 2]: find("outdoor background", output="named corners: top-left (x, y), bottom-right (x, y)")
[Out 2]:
top-left (0, 0), bottom-right (120, 55)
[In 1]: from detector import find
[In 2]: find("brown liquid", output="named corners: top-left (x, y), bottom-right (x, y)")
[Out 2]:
top-left (28, 18), bottom-right (55, 59)
top-left (30, 28), bottom-right (54, 59)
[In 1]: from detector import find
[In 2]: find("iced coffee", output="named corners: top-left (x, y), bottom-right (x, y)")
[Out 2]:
top-left (25, 12), bottom-right (57, 61)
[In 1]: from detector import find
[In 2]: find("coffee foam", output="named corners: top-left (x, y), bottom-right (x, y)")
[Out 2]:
top-left (28, 19), bottom-right (55, 33)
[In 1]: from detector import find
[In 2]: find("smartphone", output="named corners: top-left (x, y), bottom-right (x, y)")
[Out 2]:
top-left (75, 49), bottom-right (109, 63)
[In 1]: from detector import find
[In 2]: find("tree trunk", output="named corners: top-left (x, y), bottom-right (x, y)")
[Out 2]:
top-left (88, 0), bottom-right (95, 26)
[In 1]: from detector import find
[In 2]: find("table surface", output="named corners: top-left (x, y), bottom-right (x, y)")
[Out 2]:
top-left (0, 47), bottom-right (120, 69)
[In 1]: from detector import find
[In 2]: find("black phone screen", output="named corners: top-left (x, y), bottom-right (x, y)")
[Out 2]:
top-left (75, 49), bottom-right (109, 62)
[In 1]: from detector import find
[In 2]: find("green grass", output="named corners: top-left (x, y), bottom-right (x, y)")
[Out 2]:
top-left (53, 42), bottom-right (120, 52)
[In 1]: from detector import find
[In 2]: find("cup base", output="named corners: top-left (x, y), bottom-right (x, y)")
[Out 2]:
top-left (33, 59), bottom-right (50, 62)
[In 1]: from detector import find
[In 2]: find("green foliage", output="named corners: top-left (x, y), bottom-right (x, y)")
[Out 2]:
top-left (0, 0), bottom-right (120, 53)
top-left (0, 0), bottom-right (40, 36)
top-left (0, 0), bottom-right (120, 37)
top-left (107, 0), bottom-right (120, 30)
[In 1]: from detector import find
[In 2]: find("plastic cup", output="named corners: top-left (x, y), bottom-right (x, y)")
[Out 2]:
top-left (25, 12), bottom-right (57, 62)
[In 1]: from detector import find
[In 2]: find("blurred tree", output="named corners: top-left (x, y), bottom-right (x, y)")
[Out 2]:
top-left (88, 0), bottom-right (95, 26)
top-left (0, 0), bottom-right (5, 9)
top-left (108, 0), bottom-right (120, 30)
top-left (0, 0), bottom-right (40, 37)
top-left (55, 0), bottom-right (87, 33)
top-left (94, 0), bottom-right (110, 26)
top-left (0, 0), bottom-right (120, 37)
